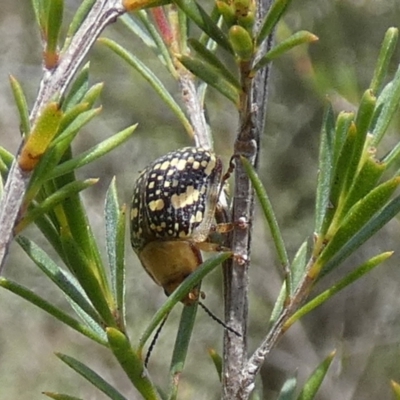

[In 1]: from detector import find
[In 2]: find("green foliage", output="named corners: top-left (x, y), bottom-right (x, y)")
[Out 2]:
top-left (1, 1), bottom-right (400, 399)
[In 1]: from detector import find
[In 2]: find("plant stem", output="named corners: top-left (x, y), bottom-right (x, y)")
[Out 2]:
top-left (222, 1), bottom-right (274, 398)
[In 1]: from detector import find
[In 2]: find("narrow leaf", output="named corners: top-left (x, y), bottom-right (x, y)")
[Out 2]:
top-left (240, 156), bottom-right (289, 272)
top-left (342, 90), bottom-right (376, 194)
top-left (290, 240), bottom-right (308, 293)
top-left (45, 0), bottom-right (63, 68)
top-left (314, 104), bottom-right (335, 235)
top-left (17, 236), bottom-right (104, 327)
top-left (120, 14), bottom-right (157, 50)
top-left (370, 27), bottom-right (399, 94)
top-left (179, 55), bottom-right (240, 105)
top-left (19, 102), bottom-right (63, 171)
top-left (62, 63), bottom-right (90, 111)
top-left (315, 177), bottom-right (400, 273)
top-left (49, 124), bottom-right (136, 180)
top-left (168, 304), bottom-right (199, 399)
top-left (297, 351), bottom-right (336, 400)
top-left (105, 178), bottom-right (126, 328)
top-left (391, 380), bottom-right (400, 400)
top-left (269, 281), bottom-right (287, 326)
top-left (371, 64), bottom-right (400, 146)
top-left (0, 277), bottom-right (106, 345)
top-left (338, 154), bottom-right (386, 219)
top-left (208, 348), bottom-right (222, 381)
top-left (16, 178), bottom-right (98, 233)
top-left (256, 0), bottom-right (293, 46)
top-left (100, 38), bottom-right (192, 135)
top-left (61, 231), bottom-right (116, 328)
top-left (65, 0), bottom-right (96, 42)
top-left (80, 82), bottom-right (103, 108)
top-left (106, 328), bottom-right (162, 400)
top-left (173, 0), bottom-right (233, 53)
top-left (9, 75), bottom-right (30, 136)
top-left (43, 392), bottom-right (84, 400)
top-left (286, 252), bottom-right (392, 328)
top-left (56, 353), bottom-right (128, 400)
top-left (277, 375), bottom-right (297, 400)
top-left (320, 194), bottom-right (400, 277)
top-left (254, 31), bottom-right (318, 72)
top-left (188, 38), bottom-right (241, 89)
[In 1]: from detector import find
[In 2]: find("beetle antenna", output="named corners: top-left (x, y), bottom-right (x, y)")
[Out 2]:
top-left (199, 301), bottom-right (241, 337)
top-left (145, 314), bottom-right (168, 368)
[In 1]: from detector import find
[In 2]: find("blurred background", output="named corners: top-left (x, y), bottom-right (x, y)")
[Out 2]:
top-left (1, 0), bottom-right (400, 399)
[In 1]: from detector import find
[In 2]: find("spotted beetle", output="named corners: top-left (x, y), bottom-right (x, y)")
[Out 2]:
top-left (130, 147), bottom-right (225, 305)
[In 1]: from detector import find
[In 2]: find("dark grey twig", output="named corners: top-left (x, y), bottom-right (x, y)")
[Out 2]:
top-left (222, 0), bottom-right (273, 398)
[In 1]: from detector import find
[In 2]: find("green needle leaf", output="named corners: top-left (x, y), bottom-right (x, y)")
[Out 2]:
top-left (105, 178), bottom-right (126, 328)
top-left (56, 353), bottom-right (128, 400)
top-left (391, 380), bottom-right (400, 400)
top-left (100, 38), bottom-right (193, 135)
top-left (45, 0), bottom-right (64, 68)
top-left (49, 124), bottom-right (137, 180)
top-left (287, 252), bottom-right (392, 328)
top-left (173, 0), bottom-right (233, 53)
top-left (296, 351), bottom-right (336, 400)
top-left (240, 156), bottom-right (289, 273)
top-left (314, 104), bottom-right (335, 236)
top-left (18, 235), bottom-right (99, 323)
top-left (254, 30), bottom-right (318, 72)
top-left (370, 27), bottom-right (399, 95)
top-left (315, 177), bottom-right (400, 274)
top-left (277, 375), bottom-right (297, 400)
top-left (43, 392), bottom-right (84, 400)
top-left (0, 277), bottom-right (106, 345)
top-left (188, 38), bottom-right (241, 89)
top-left (107, 328), bottom-right (162, 400)
top-left (168, 304), bottom-right (199, 399)
top-left (179, 55), bottom-right (241, 105)
top-left (256, 0), bottom-right (293, 46)
top-left (17, 178), bottom-right (98, 232)
top-left (9, 75), bottom-right (30, 136)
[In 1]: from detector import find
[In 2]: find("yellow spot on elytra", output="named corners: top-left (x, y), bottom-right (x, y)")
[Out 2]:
top-left (148, 181), bottom-right (155, 189)
top-left (170, 158), bottom-right (179, 166)
top-left (131, 208), bottom-right (138, 219)
top-left (164, 181), bottom-right (171, 187)
top-left (153, 163), bottom-right (161, 170)
top-left (193, 161), bottom-right (200, 170)
top-left (176, 159), bottom-right (187, 170)
top-left (171, 186), bottom-right (200, 209)
top-left (160, 161), bottom-right (170, 170)
top-left (148, 199), bottom-right (165, 211)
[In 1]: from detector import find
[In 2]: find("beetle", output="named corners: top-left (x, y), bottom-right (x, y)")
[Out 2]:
top-left (130, 146), bottom-right (225, 305)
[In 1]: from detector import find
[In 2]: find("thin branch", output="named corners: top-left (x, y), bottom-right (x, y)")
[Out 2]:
top-left (222, 0), bottom-right (274, 398)
top-left (0, 0), bottom-right (126, 271)
top-left (179, 70), bottom-right (213, 149)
